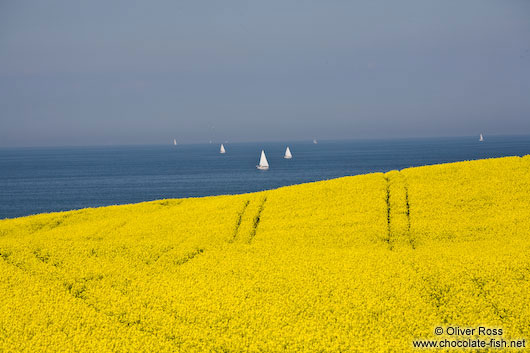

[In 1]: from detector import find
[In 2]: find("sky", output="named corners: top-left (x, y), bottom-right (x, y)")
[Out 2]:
top-left (1, 0), bottom-right (529, 147)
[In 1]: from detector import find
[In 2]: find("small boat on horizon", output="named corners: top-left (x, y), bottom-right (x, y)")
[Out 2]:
top-left (284, 146), bottom-right (292, 159)
top-left (257, 150), bottom-right (269, 170)
top-left (173, 139), bottom-right (177, 146)
top-left (313, 139), bottom-right (318, 144)
top-left (220, 144), bottom-right (226, 154)
top-left (479, 133), bottom-right (484, 142)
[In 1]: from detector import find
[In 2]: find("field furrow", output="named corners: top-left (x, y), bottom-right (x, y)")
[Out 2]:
top-left (1, 156), bottom-right (529, 352)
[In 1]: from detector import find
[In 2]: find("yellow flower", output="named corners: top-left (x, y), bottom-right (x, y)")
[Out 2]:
top-left (1, 155), bottom-right (529, 352)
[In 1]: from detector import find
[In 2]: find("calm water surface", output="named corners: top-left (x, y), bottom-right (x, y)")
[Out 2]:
top-left (1, 136), bottom-right (529, 219)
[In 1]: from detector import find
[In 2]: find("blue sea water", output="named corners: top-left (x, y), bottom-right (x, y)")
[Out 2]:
top-left (1, 136), bottom-right (529, 219)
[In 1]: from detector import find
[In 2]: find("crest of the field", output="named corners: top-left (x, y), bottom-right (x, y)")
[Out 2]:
top-left (1, 155), bottom-right (530, 352)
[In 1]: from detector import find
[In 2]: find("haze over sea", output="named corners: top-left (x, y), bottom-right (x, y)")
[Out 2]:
top-left (1, 135), bottom-right (529, 219)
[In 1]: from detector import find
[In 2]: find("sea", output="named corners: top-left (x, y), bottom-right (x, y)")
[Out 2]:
top-left (1, 136), bottom-right (529, 219)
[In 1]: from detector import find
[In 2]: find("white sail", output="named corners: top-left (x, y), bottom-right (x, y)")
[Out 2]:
top-left (313, 139), bottom-right (318, 144)
top-left (284, 146), bottom-right (292, 159)
top-left (220, 144), bottom-right (226, 154)
top-left (479, 133), bottom-right (484, 142)
top-left (173, 139), bottom-right (177, 146)
top-left (257, 150), bottom-right (269, 170)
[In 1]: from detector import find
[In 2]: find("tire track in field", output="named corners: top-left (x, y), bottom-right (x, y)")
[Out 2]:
top-left (229, 199), bottom-right (250, 243)
top-left (409, 260), bottom-right (512, 325)
top-left (403, 180), bottom-right (416, 249)
top-left (154, 199), bottom-right (183, 207)
top-left (383, 171), bottom-right (415, 250)
top-left (1, 243), bottom-right (199, 343)
top-left (248, 196), bottom-right (267, 244)
top-left (1, 199), bottom-right (218, 345)
top-left (383, 175), bottom-right (393, 250)
top-left (408, 261), bottom-right (451, 325)
top-left (174, 248), bottom-right (204, 265)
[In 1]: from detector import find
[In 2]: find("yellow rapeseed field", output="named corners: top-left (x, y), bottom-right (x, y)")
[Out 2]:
top-left (1, 156), bottom-right (529, 352)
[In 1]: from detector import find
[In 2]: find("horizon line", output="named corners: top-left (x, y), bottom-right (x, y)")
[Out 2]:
top-left (1, 133), bottom-right (529, 150)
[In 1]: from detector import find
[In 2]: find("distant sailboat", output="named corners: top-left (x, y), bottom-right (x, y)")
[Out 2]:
top-left (173, 139), bottom-right (177, 146)
top-left (479, 133), bottom-right (484, 142)
top-left (220, 144), bottom-right (226, 154)
top-left (284, 146), bottom-right (292, 159)
top-left (313, 139), bottom-right (318, 144)
top-left (257, 150), bottom-right (269, 170)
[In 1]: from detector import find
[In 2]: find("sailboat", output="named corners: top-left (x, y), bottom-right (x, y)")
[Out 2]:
top-left (284, 146), bottom-right (292, 159)
top-left (173, 139), bottom-right (177, 146)
top-left (220, 144), bottom-right (226, 154)
top-left (479, 133), bottom-right (484, 142)
top-left (256, 150), bottom-right (269, 170)
top-left (313, 139), bottom-right (318, 144)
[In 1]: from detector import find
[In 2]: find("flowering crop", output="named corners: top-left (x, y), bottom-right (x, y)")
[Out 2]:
top-left (1, 156), bottom-right (529, 352)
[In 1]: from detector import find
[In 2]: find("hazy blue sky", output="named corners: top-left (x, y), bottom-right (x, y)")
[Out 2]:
top-left (1, 0), bottom-right (529, 146)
